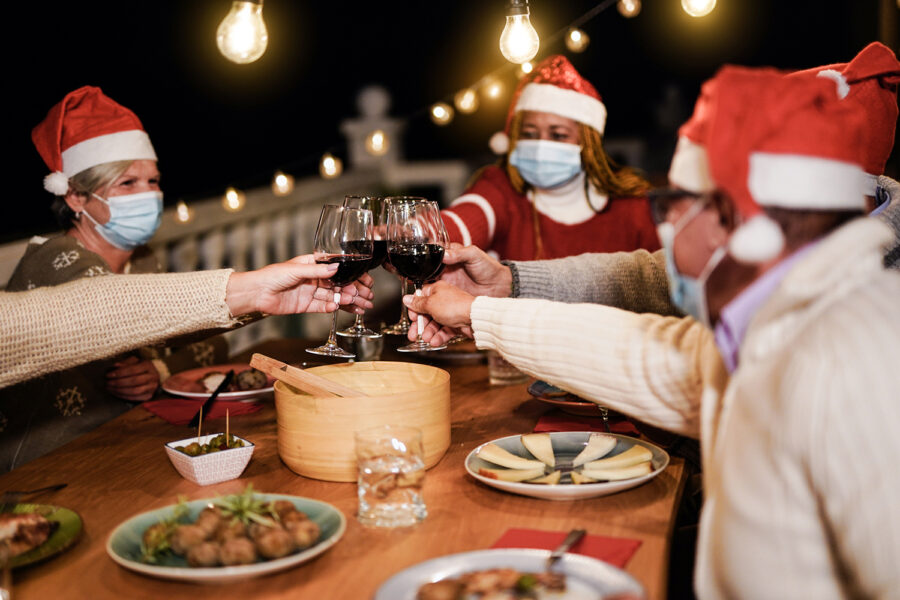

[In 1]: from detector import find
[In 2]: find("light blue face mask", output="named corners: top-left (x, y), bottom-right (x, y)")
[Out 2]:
top-left (509, 139), bottom-right (583, 189)
top-left (83, 190), bottom-right (163, 250)
top-left (656, 199), bottom-right (726, 327)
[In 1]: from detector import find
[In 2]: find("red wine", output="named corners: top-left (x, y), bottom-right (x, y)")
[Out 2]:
top-left (370, 240), bottom-right (388, 270)
top-left (388, 243), bottom-right (445, 284)
top-left (316, 255), bottom-right (371, 286)
top-left (426, 262), bottom-right (446, 283)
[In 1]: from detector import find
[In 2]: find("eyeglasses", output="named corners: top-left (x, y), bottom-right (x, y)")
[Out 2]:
top-left (648, 187), bottom-right (717, 225)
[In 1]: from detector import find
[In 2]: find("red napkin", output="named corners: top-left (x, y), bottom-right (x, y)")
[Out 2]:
top-left (142, 396), bottom-right (263, 426)
top-left (534, 412), bottom-right (641, 436)
top-left (492, 528), bottom-right (642, 568)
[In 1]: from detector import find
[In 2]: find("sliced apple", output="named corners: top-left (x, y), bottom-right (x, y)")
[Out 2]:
top-left (572, 433), bottom-right (617, 466)
top-left (582, 444), bottom-right (652, 470)
top-left (526, 470), bottom-right (561, 485)
top-left (521, 433), bottom-right (555, 467)
top-left (581, 461), bottom-right (652, 481)
top-left (477, 467), bottom-right (546, 482)
top-left (477, 443), bottom-right (545, 470)
top-left (570, 471), bottom-right (599, 485)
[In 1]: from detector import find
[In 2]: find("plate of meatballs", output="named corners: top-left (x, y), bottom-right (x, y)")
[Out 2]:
top-left (105, 490), bottom-right (346, 583)
top-left (162, 364), bottom-right (274, 401)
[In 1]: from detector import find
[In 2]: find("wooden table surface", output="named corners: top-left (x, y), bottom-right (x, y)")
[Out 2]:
top-left (0, 339), bottom-right (686, 600)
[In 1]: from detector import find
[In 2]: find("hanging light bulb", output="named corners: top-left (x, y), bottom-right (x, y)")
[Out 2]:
top-left (223, 187), bottom-right (246, 212)
top-left (565, 28), bottom-right (590, 52)
top-left (174, 200), bottom-right (194, 224)
top-left (216, 0), bottom-right (268, 64)
top-left (271, 170), bottom-right (294, 196)
top-left (430, 102), bottom-right (454, 126)
top-left (499, 0), bottom-right (540, 64)
top-left (365, 130), bottom-right (390, 156)
top-left (682, 0), bottom-right (716, 17)
top-left (483, 77), bottom-right (504, 100)
top-left (517, 61), bottom-right (534, 78)
top-left (454, 88), bottom-right (479, 114)
top-left (617, 0), bottom-right (641, 17)
top-left (320, 153), bottom-right (343, 179)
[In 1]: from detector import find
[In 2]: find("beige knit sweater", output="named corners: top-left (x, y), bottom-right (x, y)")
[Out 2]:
top-left (472, 218), bottom-right (900, 598)
top-left (1, 269), bottom-right (237, 389)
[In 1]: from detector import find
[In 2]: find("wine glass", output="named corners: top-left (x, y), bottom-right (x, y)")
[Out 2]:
top-left (380, 196), bottom-right (427, 336)
top-left (386, 198), bottom-right (448, 352)
top-left (307, 204), bottom-right (373, 358)
top-left (336, 195), bottom-right (385, 339)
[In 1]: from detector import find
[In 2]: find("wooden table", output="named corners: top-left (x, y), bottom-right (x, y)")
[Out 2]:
top-left (0, 339), bottom-right (686, 600)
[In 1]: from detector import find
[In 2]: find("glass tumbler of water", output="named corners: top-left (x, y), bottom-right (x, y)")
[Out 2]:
top-left (355, 425), bottom-right (427, 527)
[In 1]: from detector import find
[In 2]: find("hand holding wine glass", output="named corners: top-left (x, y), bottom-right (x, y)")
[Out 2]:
top-left (307, 204), bottom-right (373, 358)
top-left (386, 199), bottom-right (449, 352)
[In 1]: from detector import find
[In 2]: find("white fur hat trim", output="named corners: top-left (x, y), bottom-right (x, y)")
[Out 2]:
top-left (728, 214), bottom-right (785, 264)
top-left (60, 129), bottom-right (156, 177)
top-left (515, 83), bottom-right (607, 134)
top-left (43, 172), bottom-right (70, 195)
top-left (489, 131), bottom-right (510, 155)
top-left (748, 152), bottom-right (866, 210)
top-left (668, 136), bottom-right (715, 194)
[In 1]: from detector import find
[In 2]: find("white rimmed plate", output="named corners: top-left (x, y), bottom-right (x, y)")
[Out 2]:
top-left (161, 364), bottom-right (274, 401)
top-left (106, 494), bottom-right (345, 583)
top-left (465, 432), bottom-right (669, 501)
top-left (375, 548), bottom-right (644, 599)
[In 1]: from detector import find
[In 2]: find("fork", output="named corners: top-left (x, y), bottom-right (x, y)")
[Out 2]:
top-left (546, 528), bottom-right (587, 572)
top-left (0, 483), bottom-right (68, 513)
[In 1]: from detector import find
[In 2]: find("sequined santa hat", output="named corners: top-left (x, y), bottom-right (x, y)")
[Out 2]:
top-left (787, 42), bottom-right (900, 195)
top-left (32, 86), bottom-right (157, 196)
top-left (706, 66), bottom-right (869, 264)
top-left (489, 55), bottom-right (607, 154)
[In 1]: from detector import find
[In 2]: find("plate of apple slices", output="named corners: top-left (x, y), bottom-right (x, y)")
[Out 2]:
top-left (465, 432), bottom-right (669, 501)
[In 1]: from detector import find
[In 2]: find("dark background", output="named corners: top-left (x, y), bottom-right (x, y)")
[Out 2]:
top-left (5, 0), bottom-right (896, 243)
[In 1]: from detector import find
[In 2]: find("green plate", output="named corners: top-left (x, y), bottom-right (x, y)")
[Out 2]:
top-left (8, 503), bottom-right (83, 569)
top-left (106, 494), bottom-right (346, 583)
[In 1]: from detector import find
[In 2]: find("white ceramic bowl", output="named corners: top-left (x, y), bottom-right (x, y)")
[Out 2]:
top-left (165, 434), bottom-right (254, 485)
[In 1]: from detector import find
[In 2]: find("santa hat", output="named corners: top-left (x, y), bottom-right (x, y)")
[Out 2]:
top-left (667, 77), bottom-right (718, 194)
top-left (706, 66), bottom-right (869, 263)
top-left (32, 86), bottom-right (157, 195)
top-left (489, 55), bottom-right (607, 154)
top-left (787, 42), bottom-right (900, 195)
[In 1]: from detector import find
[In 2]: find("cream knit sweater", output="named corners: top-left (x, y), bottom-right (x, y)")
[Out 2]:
top-left (1, 270), bottom-right (237, 389)
top-left (472, 218), bottom-right (900, 598)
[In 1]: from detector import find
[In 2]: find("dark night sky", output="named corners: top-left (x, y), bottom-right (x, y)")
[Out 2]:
top-left (5, 0), bottom-right (892, 243)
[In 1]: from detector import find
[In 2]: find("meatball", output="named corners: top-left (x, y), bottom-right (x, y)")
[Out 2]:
top-left (268, 500), bottom-right (299, 521)
top-left (219, 537), bottom-right (258, 566)
top-left (186, 541), bottom-right (221, 567)
top-left (416, 580), bottom-right (464, 600)
top-left (236, 368), bottom-right (267, 390)
top-left (194, 506), bottom-right (224, 538)
top-left (215, 517), bottom-right (247, 543)
top-left (170, 524), bottom-right (208, 555)
top-left (285, 519), bottom-right (320, 550)
top-left (253, 526), bottom-right (295, 559)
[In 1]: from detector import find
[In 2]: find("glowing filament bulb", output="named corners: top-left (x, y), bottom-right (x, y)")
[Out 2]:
top-left (223, 187), bottom-right (246, 212)
top-left (617, 0), bottom-right (641, 17)
top-left (271, 170), bottom-right (294, 196)
top-left (454, 88), bottom-right (479, 114)
top-left (566, 28), bottom-right (590, 52)
top-left (430, 102), bottom-right (454, 126)
top-left (499, 1), bottom-right (540, 64)
top-left (518, 61), bottom-right (534, 78)
top-left (484, 78), bottom-right (503, 100)
top-left (320, 154), bottom-right (343, 179)
top-left (216, 0), bottom-right (268, 64)
top-left (682, 0), bottom-right (716, 17)
top-left (365, 130), bottom-right (389, 156)
top-left (175, 200), bottom-right (193, 224)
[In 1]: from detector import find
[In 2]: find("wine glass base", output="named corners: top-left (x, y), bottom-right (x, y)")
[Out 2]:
top-left (381, 321), bottom-right (411, 335)
top-left (396, 341), bottom-right (447, 353)
top-left (336, 326), bottom-right (382, 339)
top-left (306, 344), bottom-right (355, 358)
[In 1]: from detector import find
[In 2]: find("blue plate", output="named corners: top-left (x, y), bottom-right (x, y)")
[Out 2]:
top-left (106, 493), bottom-right (345, 583)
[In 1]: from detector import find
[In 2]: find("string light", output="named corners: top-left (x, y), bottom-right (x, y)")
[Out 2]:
top-left (483, 77), bottom-right (504, 100)
top-left (216, 0), bottom-right (268, 64)
top-left (174, 200), bottom-right (194, 224)
top-left (222, 187), bottom-right (246, 212)
top-left (320, 153), bottom-right (343, 179)
top-left (454, 88), bottom-right (479, 114)
top-left (682, 0), bottom-right (716, 17)
top-left (517, 61), bottom-right (534, 78)
top-left (565, 28), bottom-right (590, 52)
top-left (365, 130), bottom-right (389, 156)
top-left (499, 0), bottom-right (540, 64)
top-left (430, 102), bottom-right (454, 126)
top-left (271, 170), bottom-right (294, 196)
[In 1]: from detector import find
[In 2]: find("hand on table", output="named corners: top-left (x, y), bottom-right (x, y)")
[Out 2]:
top-left (437, 243), bottom-right (513, 298)
top-left (403, 281), bottom-right (476, 347)
top-left (106, 355), bottom-right (160, 401)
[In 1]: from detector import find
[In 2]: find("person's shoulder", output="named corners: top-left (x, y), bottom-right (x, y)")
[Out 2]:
top-left (469, 164), bottom-right (513, 191)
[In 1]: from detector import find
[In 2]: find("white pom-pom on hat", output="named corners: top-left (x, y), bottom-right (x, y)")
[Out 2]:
top-left (43, 171), bottom-right (70, 196)
top-left (728, 214), bottom-right (785, 264)
top-left (489, 131), bottom-right (510, 155)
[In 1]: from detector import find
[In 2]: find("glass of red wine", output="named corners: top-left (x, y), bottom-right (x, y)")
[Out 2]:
top-left (380, 196), bottom-right (427, 336)
top-left (307, 204), bottom-right (373, 358)
top-left (336, 195), bottom-right (385, 339)
top-left (386, 198), bottom-right (448, 352)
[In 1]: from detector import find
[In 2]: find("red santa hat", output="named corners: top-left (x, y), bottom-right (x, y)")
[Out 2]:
top-left (489, 55), bottom-right (607, 154)
top-left (32, 86), bottom-right (157, 195)
top-left (667, 77), bottom-right (718, 194)
top-left (787, 42), bottom-right (900, 195)
top-left (706, 66), bottom-right (869, 264)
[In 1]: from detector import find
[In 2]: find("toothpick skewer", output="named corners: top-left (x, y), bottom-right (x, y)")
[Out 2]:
top-left (197, 406), bottom-right (203, 442)
top-left (226, 409), bottom-right (230, 447)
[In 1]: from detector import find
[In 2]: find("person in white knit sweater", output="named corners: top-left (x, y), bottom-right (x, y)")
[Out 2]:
top-left (406, 67), bottom-right (900, 598)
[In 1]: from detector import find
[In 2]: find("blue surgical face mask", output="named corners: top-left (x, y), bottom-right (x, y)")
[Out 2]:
top-left (509, 139), bottom-right (583, 190)
top-left (83, 190), bottom-right (163, 250)
top-left (656, 200), bottom-right (726, 327)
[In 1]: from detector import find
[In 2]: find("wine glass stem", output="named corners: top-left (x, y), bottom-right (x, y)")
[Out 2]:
top-left (327, 291), bottom-right (341, 346)
top-left (400, 278), bottom-right (410, 324)
top-left (414, 286), bottom-right (425, 344)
